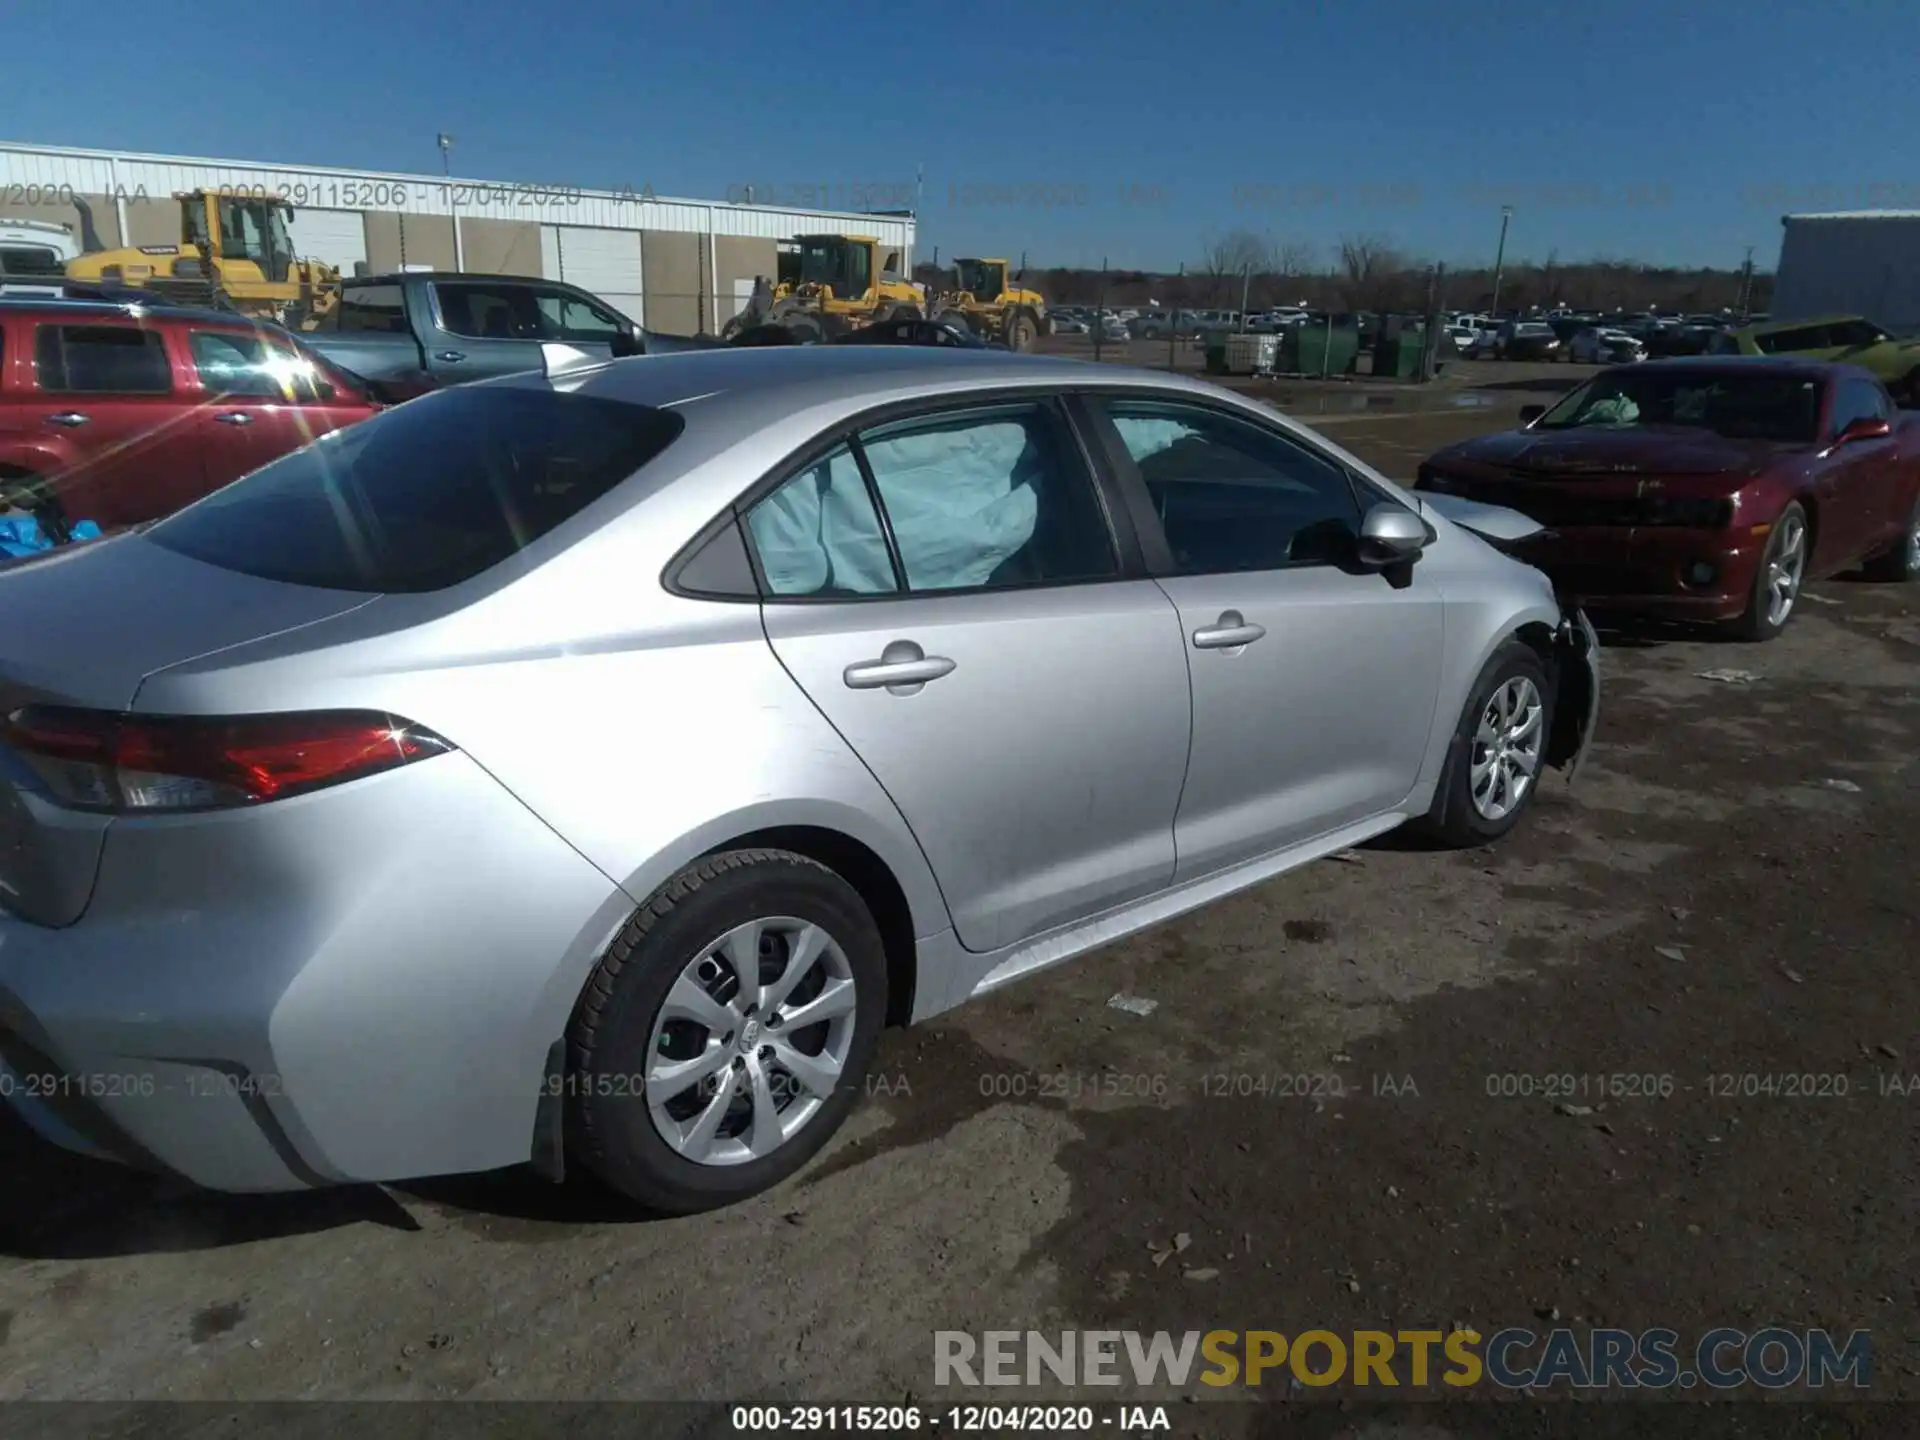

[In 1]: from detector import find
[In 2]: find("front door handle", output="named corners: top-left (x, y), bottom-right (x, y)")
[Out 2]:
top-left (844, 640), bottom-right (956, 694)
top-left (437, 350), bottom-right (467, 363)
top-left (45, 412), bottom-right (89, 428)
top-left (1192, 610), bottom-right (1267, 649)
top-left (213, 412), bottom-right (254, 426)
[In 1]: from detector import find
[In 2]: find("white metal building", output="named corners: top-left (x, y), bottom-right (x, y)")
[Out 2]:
top-left (1773, 210), bottom-right (1920, 337)
top-left (0, 141), bottom-right (917, 334)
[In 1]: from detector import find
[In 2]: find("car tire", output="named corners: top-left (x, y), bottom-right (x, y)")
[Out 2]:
top-left (566, 848), bottom-right (888, 1214)
top-left (1412, 641), bottom-right (1555, 849)
top-left (1862, 491), bottom-right (1920, 583)
top-left (1731, 500), bottom-right (1809, 641)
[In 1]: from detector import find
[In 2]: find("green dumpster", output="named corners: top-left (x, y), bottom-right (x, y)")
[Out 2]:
top-left (1372, 330), bottom-right (1427, 379)
top-left (1280, 323), bottom-right (1360, 377)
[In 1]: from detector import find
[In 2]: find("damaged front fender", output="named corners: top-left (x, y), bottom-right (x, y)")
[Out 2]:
top-left (1547, 607), bottom-right (1601, 780)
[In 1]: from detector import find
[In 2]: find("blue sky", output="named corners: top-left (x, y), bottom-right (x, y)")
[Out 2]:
top-left (12, 0), bottom-right (1918, 272)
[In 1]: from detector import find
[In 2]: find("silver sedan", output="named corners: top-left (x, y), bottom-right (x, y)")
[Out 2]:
top-left (0, 346), bottom-right (1597, 1212)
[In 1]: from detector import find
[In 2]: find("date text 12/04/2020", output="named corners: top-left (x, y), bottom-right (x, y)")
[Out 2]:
top-left (729, 1404), bottom-right (1173, 1433)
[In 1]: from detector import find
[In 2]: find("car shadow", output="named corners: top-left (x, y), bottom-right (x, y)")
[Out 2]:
top-left (0, 1106), bottom-right (419, 1260)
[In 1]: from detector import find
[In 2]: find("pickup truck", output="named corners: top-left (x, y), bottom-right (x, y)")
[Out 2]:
top-left (302, 271), bottom-right (714, 398)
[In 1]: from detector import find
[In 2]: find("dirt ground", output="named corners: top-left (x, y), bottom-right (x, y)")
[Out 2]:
top-left (2, 396), bottom-right (1916, 1434)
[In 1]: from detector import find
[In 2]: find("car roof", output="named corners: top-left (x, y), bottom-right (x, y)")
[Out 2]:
top-left (493, 344), bottom-right (1235, 435)
top-left (344, 271), bottom-right (554, 287)
top-left (0, 297), bottom-right (271, 325)
top-left (1739, 313), bottom-right (1867, 334)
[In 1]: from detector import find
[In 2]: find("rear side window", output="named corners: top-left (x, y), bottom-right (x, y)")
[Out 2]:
top-left (744, 402), bottom-right (1118, 598)
top-left (435, 282), bottom-right (540, 340)
top-left (34, 325), bottom-right (172, 393)
top-left (331, 285), bottom-right (408, 333)
top-left (146, 386), bottom-right (684, 593)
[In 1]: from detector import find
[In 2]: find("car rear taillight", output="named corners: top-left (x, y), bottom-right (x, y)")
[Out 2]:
top-left (0, 707), bottom-right (454, 813)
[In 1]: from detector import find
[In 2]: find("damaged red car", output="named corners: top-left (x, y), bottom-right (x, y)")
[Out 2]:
top-left (1414, 358), bottom-right (1920, 639)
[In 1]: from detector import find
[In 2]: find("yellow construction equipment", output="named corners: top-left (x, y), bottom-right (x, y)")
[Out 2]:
top-left (723, 233), bottom-right (923, 341)
top-left (932, 257), bottom-right (1047, 350)
top-left (65, 191), bottom-right (341, 328)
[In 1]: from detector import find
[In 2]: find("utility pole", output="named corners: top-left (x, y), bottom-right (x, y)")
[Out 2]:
top-left (438, 133), bottom-right (463, 271)
top-left (1239, 263), bottom-right (1252, 331)
top-left (1489, 204), bottom-right (1512, 316)
top-left (1737, 245), bottom-right (1755, 318)
top-left (1420, 262), bottom-right (1445, 381)
top-left (1093, 257), bottom-right (1109, 363)
top-left (1169, 261), bottom-right (1183, 372)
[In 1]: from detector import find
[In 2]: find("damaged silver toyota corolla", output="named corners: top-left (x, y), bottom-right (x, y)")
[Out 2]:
top-left (0, 346), bottom-right (1596, 1213)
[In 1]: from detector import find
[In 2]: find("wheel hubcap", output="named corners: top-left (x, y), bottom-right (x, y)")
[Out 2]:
top-left (1766, 515), bottom-right (1806, 626)
top-left (1470, 676), bottom-right (1544, 822)
top-left (1907, 512), bottom-right (1920, 569)
top-left (644, 917), bottom-right (857, 1167)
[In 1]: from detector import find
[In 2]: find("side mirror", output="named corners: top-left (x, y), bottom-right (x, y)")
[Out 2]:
top-left (1356, 503), bottom-right (1430, 567)
top-left (1836, 415), bottom-right (1892, 445)
top-left (1518, 404), bottom-right (1546, 426)
top-left (610, 325), bottom-right (643, 358)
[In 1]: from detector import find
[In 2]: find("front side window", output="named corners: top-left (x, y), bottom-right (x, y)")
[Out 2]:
top-left (1104, 400), bottom-right (1362, 573)
top-left (189, 329), bottom-right (335, 401)
top-left (146, 386), bottom-right (683, 593)
top-left (1827, 319), bottom-right (1891, 349)
top-left (1830, 379), bottom-right (1889, 434)
top-left (34, 325), bottom-right (171, 394)
top-left (534, 290), bottom-right (623, 342)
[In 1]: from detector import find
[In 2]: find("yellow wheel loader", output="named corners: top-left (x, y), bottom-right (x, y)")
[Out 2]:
top-left (722, 233), bottom-right (923, 342)
top-left (65, 191), bottom-right (341, 329)
top-left (931, 258), bottom-right (1047, 351)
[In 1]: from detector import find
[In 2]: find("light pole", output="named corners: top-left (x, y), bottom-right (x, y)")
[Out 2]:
top-left (1489, 205), bottom-right (1512, 316)
top-left (438, 133), bottom-right (463, 271)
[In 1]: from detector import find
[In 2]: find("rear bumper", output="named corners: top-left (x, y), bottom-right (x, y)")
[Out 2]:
top-left (0, 751), bottom-right (628, 1193)
top-left (1526, 526), bottom-right (1763, 621)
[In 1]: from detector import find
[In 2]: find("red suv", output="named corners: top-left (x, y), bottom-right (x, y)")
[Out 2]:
top-left (0, 298), bottom-right (379, 534)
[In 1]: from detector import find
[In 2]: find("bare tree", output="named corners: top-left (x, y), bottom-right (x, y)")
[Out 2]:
top-left (1337, 234), bottom-right (1402, 310)
top-left (1272, 240), bottom-right (1316, 281)
top-left (1199, 230), bottom-right (1273, 305)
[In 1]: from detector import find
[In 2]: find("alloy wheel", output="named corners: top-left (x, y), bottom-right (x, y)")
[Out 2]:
top-left (1766, 513), bottom-right (1807, 627)
top-left (645, 917), bottom-right (857, 1166)
top-left (1470, 676), bottom-right (1544, 822)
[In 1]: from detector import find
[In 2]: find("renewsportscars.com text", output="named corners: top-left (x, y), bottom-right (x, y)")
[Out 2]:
top-left (934, 1327), bottom-right (1871, 1391)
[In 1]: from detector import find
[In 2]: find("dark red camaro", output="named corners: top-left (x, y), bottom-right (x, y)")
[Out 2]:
top-left (1414, 358), bottom-right (1920, 639)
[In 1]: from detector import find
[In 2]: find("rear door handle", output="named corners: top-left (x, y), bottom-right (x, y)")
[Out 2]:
top-left (45, 413), bottom-right (89, 428)
top-left (437, 350), bottom-right (466, 363)
top-left (843, 640), bottom-right (956, 693)
top-left (213, 412), bottom-right (254, 426)
top-left (1192, 610), bottom-right (1266, 649)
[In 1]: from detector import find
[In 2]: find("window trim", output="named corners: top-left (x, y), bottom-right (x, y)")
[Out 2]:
top-left (665, 384), bottom-right (1146, 605)
top-left (1083, 388), bottom-right (1398, 578)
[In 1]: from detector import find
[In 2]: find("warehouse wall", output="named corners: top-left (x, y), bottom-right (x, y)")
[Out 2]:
top-left (642, 230), bottom-right (704, 333)
top-left (366, 213), bottom-right (458, 273)
top-left (124, 198), bottom-right (180, 247)
top-left (0, 193), bottom-right (123, 249)
top-left (459, 217), bottom-right (544, 277)
top-left (714, 235), bottom-right (777, 324)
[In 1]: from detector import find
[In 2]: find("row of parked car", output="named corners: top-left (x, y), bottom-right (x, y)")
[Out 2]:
top-left (0, 273), bottom-right (1000, 545)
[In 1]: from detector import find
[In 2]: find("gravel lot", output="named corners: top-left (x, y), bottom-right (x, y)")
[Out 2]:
top-left (3, 393), bottom-right (1916, 1429)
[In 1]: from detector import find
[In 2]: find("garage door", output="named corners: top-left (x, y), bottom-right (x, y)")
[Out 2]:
top-left (543, 225), bottom-right (644, 325)
top-left (287, 208), bottom-right (370, 276)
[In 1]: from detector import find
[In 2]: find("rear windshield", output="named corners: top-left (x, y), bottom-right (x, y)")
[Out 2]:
top-left (146, 386), bottom-right (684, 592)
